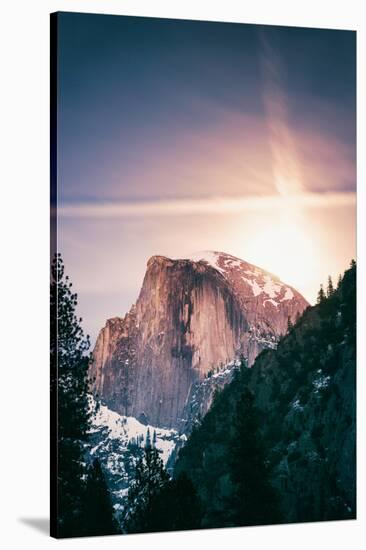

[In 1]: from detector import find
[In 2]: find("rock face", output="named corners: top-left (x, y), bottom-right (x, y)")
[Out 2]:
top-left (90, 251), bottom-right (309, 428)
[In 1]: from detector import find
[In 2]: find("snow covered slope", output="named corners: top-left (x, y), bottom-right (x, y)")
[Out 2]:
top-left (86, 398), bottom-right (181, 515)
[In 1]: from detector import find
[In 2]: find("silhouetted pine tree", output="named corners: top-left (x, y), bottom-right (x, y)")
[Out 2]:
top-left (317, 284), bottom-right (326, 304)
top-left (125, 443), bottom-right (170, 533)
top-left (145, 473), bottom-right (202, 532)
top-left (82, 459), bottom-right (119, 536)
top-left (339, 259), bottom-right (356, 344)
top-left (51, 254), bottom-right (91, 537)
top-left (51, 254), bottom-right (117, 537)
top-left (145, 427), bottom-right (151, 449)
top-left (327, 276), bottom-right (334, 297)
top-left (337, 273), bottom-right (343, 289)
top-left (287, 316), bottom-right (293, 333)
top-left (228, 388), bottom-right (280, 526)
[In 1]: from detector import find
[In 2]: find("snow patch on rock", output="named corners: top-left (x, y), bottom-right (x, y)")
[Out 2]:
top-left (263, 275), bottom-right (283, 299)
top-left (282, 287), bottom-right (294, 301)
top-left (183, 250), bottom-right (227, 275)
top-left (243, 277), bottom-right (262, 296)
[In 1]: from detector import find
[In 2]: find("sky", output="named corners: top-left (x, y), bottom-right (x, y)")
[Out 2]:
top-left (55, 12), bottom-right (356, 343)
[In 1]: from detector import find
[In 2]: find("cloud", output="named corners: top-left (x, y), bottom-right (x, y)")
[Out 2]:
top-left (58, 191), bottom-right (355, 219)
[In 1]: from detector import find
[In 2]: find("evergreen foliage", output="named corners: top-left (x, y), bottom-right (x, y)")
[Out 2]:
top-left (51, 254), bottom-right (91, 537)
top-left (337, 273), bottom-right (343, 289)
top-left (51, 254), bottom-right (118, 537)
top-left (287, 316), bottom-right (293, 333)
top-left (327, 276), bottom-right (334, 297)
top-left (83, 459), bottom-right (119, 536)
top-left (317, 283), bottom-right (325, 303)
top-left (227, 389), bottom-right (280, 526)
top-left (134, 473), bottom-right (202, 533)
top-left (125, 443), bottom-right (170, 533)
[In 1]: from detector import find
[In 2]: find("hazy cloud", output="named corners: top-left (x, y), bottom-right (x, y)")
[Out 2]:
top-left (59, 191), bottom-right (355, 219)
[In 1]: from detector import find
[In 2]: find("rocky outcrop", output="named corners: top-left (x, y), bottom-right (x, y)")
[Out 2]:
top-left (90, 251), bottom-right (309, 428)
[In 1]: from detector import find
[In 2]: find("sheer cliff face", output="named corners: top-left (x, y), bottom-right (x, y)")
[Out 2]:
top-left (90, 252), bottom-right (309, 428)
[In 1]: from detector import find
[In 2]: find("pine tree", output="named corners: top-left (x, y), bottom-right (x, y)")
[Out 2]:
top-left (146, 473), bottom-right (202, 532)
top-left (337, 274), bottom-right (343, 289)
top-left (327, 276), bottom-right (334, 297)
top-left (228, 389), bottom-right (280, 526)
top-left (317, 284), bottom-right (326, 304)
top-left (125, 445), bottom-right (170, 533)
top-left (51, 254), bottom-right (117, 537)
top-left (341, 259), bottom-right (356, 343)
top-left (287, 316), bottom-right (293, 333)
top-left (145, 427), bottom-right (151, 448)
top-left (82, 459), bottom-right (119, 536)
top-left (50, 254), bottom-right (91, 537)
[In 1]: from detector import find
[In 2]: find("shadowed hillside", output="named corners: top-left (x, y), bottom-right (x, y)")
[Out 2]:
top-left (173, 261), bottom-right (356, 527)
